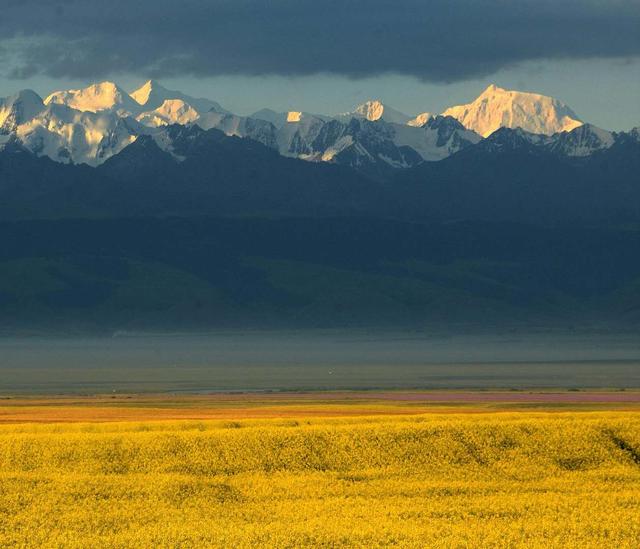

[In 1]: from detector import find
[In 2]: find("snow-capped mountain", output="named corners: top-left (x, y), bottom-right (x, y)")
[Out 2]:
top-left (44, 81), bottom-right (142, 117)
top-left (337, 100), bottom-right (412, 125)
top-left (0, 90), bottom-right (45, 133)
top-left (275, 114), bottom-right (328, 156)
top-left (545, 124), bottom-right (614, 157)
top-left (274, 115), bottom-right (481, 175)
top-left (442, 84), bottom-right (583, 137)
top-left (390, 116), bottom-right (481, 161)
top-left (146, 109), bottom-right (477, 176)
top-left (136, 99), bottom-right (201, 127)
top-left (194, 107), bottom-right (477, 171)
top-left (196, 111), bottom-right (278, 149)
top-left (407, 112), bottom-right (434, 127)
top-left (43, 80), bottom-right (229, 126)
top-left (130, 80), bottom-right (228, 115)
top-left (0, 80), bottom-right (629, 175)
top-left (308, 118), bottom-right (422, 171)
top-left (464, 123), bottom-right (623, 161)
top-left (15, 103), bottom-right (141, 166)
top-left (0, 80), bottom-right (235, 165)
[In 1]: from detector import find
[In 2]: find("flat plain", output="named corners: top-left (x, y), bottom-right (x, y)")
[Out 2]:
top-left (1, 392), bottom-right (639, 547)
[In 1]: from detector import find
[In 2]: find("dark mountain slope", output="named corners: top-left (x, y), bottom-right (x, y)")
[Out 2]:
top-left (1, 216), bottom-right (640, 332)
top-left (1, 128), bottom-right (640, 331)
top-left (392, 129), bottom-right (640, 224)
top-left (1, 125), bottom-right (639, 225)
top-left (0, 128), bottom-right (384, 219)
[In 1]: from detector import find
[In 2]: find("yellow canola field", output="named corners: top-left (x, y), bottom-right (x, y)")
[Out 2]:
top-left (1, 412), bottom-right (639, 548)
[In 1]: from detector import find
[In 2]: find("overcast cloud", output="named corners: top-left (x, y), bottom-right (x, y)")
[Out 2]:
top-left (1, 0), bottom-right (639, 82)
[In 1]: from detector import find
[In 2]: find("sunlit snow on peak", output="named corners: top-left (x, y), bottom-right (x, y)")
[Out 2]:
top-left (443, 84), bottom-right (583, 137)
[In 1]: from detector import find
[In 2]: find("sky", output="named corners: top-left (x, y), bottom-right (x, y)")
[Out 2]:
top-left (1, 0), bottom-right (639, 130)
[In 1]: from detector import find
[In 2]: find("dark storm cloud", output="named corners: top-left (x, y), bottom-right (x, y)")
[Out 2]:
top-left (2, 0), bottom-right (639, 82)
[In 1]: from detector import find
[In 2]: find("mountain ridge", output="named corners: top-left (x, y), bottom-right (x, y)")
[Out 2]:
top-left (0, 80), bottom-right (630, 175)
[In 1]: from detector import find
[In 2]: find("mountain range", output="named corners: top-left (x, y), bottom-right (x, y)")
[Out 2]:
top-left (3, 80), bottom-right (635, 177)
top-left (1, 79), bottom-right (639, 332)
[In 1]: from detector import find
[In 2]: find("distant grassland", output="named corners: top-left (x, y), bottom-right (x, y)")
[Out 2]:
top-left (2, 391), bottom-right (640, 422)
top-left (1, 411), bottom-right (640, 547)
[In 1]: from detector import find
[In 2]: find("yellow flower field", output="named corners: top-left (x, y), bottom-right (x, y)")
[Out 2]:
top-left (1, 412), bottom-right (639, 547)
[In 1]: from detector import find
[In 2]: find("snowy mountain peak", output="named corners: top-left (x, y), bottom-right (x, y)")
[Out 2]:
top-left (12, 101), bottom-right (142, 166)
top-left (130, 79), bottom-right (164, 106)
top-left (443, 84), bottom-right (583, 137)
top-left (130, 80), bottom-right (228, 115)
top-left (350, 100), bottom-right (411, 125)
top-left (406, 112), bottom-right (433, 127)
top-left (0, 89), bottom-right (45, 132)
top-left (44, 81), bottom-right (140, 115)
top-left (136, 99), bottom-right (200, 127)
top-left (5, 89), bottom-right (44, 108)
top-left (355, 100), bottom-right (386, 121)
top-left (482, 83), bottom-right (500, 94)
